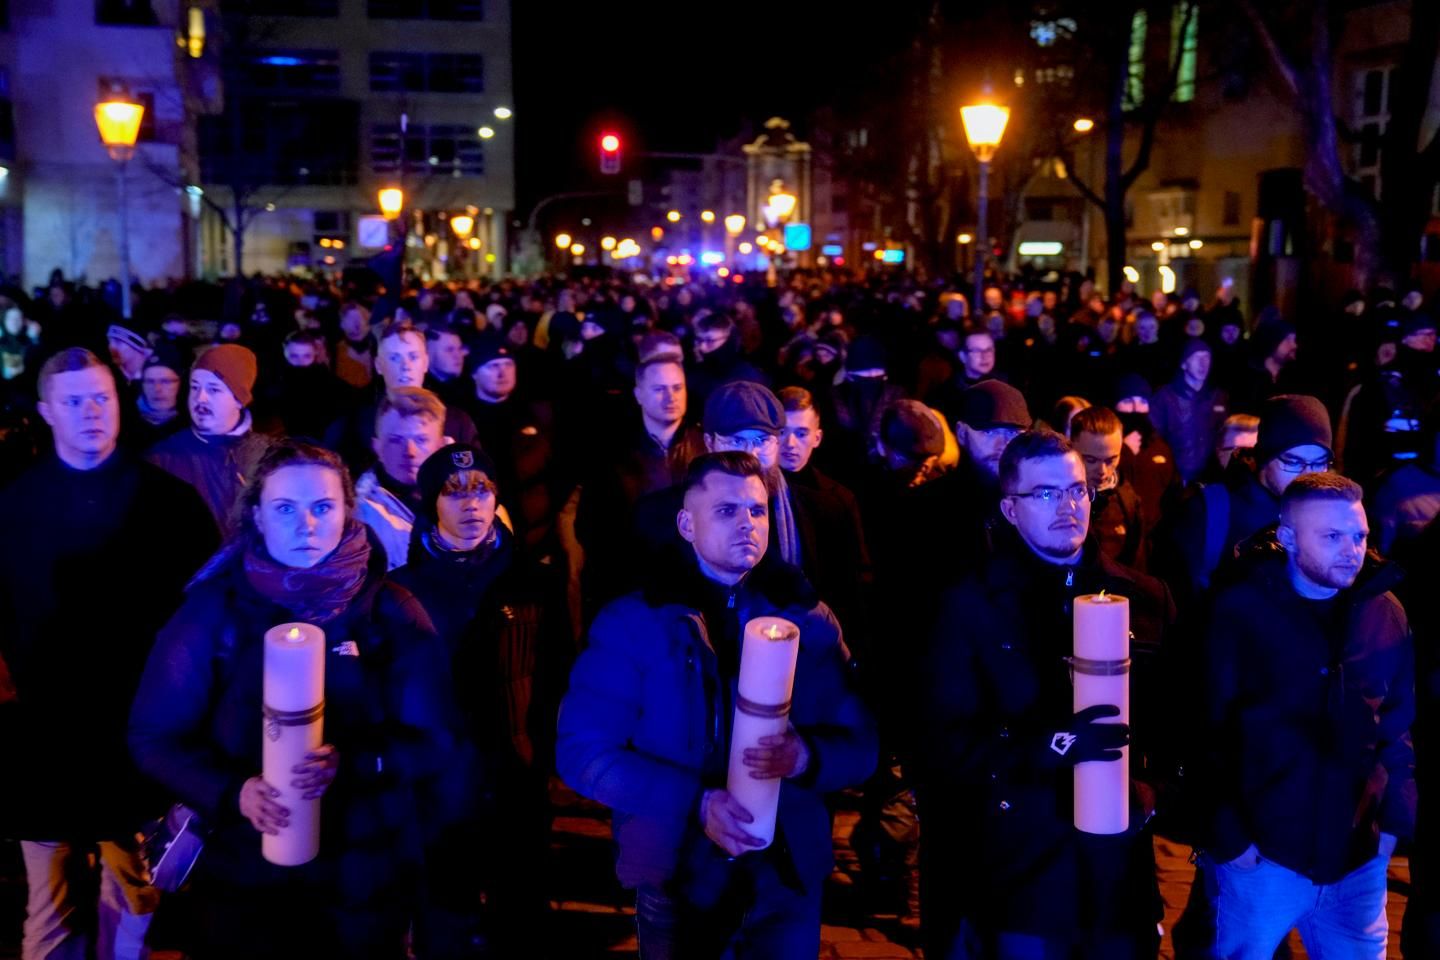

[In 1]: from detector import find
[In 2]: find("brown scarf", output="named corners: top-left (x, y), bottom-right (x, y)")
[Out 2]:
top-left (240, 519), bottom-right (372, 624)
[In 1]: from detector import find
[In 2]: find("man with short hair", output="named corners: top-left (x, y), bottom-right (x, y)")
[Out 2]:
top-left (146, 343), bottom-right (273, 537)
top-left (557, 452), bottom-right (877, 958)
top-left (1070, 406), bottom-right (1150, 570)
top-left (1201, 472), bottom-right (1413, 958)
top-left (335, 301), bottom-right (376, 390)
top-left (355, 386), bottom-right (448, 569)
top-left (686, 312), bottom-right (766, 412)
top-left (425, 324), bottom-right (469, 408)
top-left (1213, 413), bottom-right (1259, 473)
top-left (917, 431), bottom-right (1173, 958)
top-left (577, 356), bottom-right (705, 608)
top-left (0, 349), bottom-right (217, 960)
top-left (326, 317), bottom-right (477, 472)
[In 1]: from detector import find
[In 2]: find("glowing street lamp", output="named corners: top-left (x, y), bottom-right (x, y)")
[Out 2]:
top-left (477, 126), bottom-right (495, 139)
top-left (1072, 117), bottom-right (1095, 134)
top-left (95, 96), bottom-right (146, 319)
top-left (378, 187), bottom-right (404, 220)
top-left (724, 214), bottom-right (746, 236)
top-left (700, 210), bottom-right (716, 224)
top-left (600, 235), bottom-right (617, 250)
top-left (666, 210), bottom-right (681, 223)
top-left (961, 93), bottom-right (1010, 306)
top-left (570, 243), bottom-right (585, 256)
top-left (555, 232), bottom-right (573, 249)
top-left (450, 215), bottom-right (475, 238)
top-left (493, 106), bottom-right (513, 120)
top-left (957, 233), bottom-right (974, 244)
top-left (763, 181), bottom-right (797, 226)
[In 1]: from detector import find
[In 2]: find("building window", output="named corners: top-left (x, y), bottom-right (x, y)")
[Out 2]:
top-left (220, 0), bottom-right (337, 14)
top-left (1124, 10), bottom-right (1146, 110)
top-left (367, 0), bottom-right (482, 20)
top-left (237, 50), bottom-right (341, 93)
top-left (1223, 190), bottom-right (1241, 226)
top-left (95, 0), bottom-right (158, 25)
top-left (370, 52), bottom-right (483, 93)
top-left (1353, 66), bottom-right (1393, 196)
top-left (1171, 5), bottom-right (1198, 103)
top-left (371, 123), bottom-right (484, 177)
top-left (201, 97), bottom-right (359, 186)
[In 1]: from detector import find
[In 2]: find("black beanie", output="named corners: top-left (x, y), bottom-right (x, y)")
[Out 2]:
top-left (416, 443), bottom-right (497, 522)
top-left (1255, 394), bottom-right (1332, 466)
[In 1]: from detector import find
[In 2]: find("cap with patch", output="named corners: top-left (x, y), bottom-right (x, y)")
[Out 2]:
top-left (417, 442), bottom-right (497, 523)
top-left (465, 336), bottom-right (513, 375)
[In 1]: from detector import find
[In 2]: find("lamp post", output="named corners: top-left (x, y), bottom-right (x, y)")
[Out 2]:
top-left (762, 182), bottom-right (796, 283)
top-left (450, 214), bottom-right (474, 278)
top-left (94, 97), bottom-right (145, 319)
top-left (961, 96), bottom-right (1010, 313)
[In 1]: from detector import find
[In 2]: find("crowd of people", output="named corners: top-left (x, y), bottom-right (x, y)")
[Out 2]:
top-left (0, 262), bottom-right (1435, 960)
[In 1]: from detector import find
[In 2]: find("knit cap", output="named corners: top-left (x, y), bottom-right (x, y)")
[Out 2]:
top-left (417, 443), bottom-right (497, 523)
top-left (1255, 394), bottom-right (1333, 465)
top-left (193, 344), bottom-right (257, 407)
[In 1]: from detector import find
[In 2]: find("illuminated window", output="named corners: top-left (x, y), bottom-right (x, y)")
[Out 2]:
top-left (1124, 10), bottom-right (1147, 110)
top-left (1171, 6), bottom-right (1198, 103)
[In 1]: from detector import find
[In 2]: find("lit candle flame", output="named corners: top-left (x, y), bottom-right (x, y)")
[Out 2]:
top-left (287, 627), bottom-right (302, 641)
top-left (1094, 590), bottom-right (1111, 603)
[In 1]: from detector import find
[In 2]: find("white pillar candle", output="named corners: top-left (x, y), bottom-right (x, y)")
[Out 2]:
top-left (725, 616), bottom-right (801, 850)
top-left (262, 622), bottom-right (326, 866)
top-left (1073, 593), bottom-right (1130, 835)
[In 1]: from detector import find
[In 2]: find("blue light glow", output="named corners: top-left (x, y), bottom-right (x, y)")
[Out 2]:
top-left (821, 244), bottom-right (843, 256)
top-left (256, 55), bottom-right (305, 67)
top-left (881, 249), bottom-right (905, 264)
top-left (699, 251), bottom-right (725, 266)
top-left (783, 223), bottom-right (812, 252)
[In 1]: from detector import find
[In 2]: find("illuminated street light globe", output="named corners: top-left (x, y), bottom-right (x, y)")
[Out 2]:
top-left (493, 106), bottom-right (513, 120)
top-left (666, 210), bottom-right (681, 223)
top-left (94, 98), bottom-right (145, 161)
top-left (601, 235), bottom-right (617, 250)
top-left (700, 210), bottom-right (716, 224)
top-left (450, 215), bottom-right (475, 237)
top-left (570, 243), bottom-right (585, 256)
top-left (555, 232), bottom-right (573, 249)
top-left (377, 187), bottom-right (404, 220)
top-left (1072, 117), bottom-right (1095, 134)
top-left (477, 126), bottom-right (495, 139)
top-left (724, 214), bottom-right (746, 236)
top-left (961, 101), bottom-right (1010, 163)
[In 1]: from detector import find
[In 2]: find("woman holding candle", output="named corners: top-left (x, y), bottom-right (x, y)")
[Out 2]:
top-left (128, 440), bottom-right (453, 960)
top-left (915, 431), bottom-right (1176, 959)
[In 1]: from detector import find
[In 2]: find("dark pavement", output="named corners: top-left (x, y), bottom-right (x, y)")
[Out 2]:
top-left (0, 786), bottom-right (1410, 958)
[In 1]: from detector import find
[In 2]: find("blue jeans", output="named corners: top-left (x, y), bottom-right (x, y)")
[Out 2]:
top-left (1207, 850), bottom-right (1389, 960)
top-left (635, 856), bottom-right (821, 960)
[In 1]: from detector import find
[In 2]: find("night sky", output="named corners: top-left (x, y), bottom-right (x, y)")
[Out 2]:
top-left (510, 0), bottom-right (932, 215)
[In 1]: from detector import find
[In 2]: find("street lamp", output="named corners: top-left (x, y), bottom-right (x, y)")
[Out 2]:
top-left (94, 96), bottom-right (145, 319)
top-left (724, 214), bottom-right (746, 236)
top-left (600, 235), bottom-right (617, 250)
top-left (666, 210), bottom-right (681, 223)
top-left (493, 106), bottom-right (513, 120)
top-left (378, 187), bottom-right (404, 220)
top-left (570, 242), bottom-right (585, 257)
top-left (700, 210), bottom-right (715, 224)
top-left (477, 126), bottom-right (495, 140)
top-left (555, 232), bottom-right (573, 249)
top-left (450, 215), bottom-right (474, 238)
top-left (961, 95), bottom-right (1010, 309)
top-left (1072, 117), bottom-right (1095, 134)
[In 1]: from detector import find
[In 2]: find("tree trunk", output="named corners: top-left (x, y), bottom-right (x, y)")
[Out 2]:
top-left (232, 195), bottom-right (246, 277)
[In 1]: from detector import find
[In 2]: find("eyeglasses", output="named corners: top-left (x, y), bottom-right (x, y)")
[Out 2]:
top-left (1007, 483), bottom-right (1095, 506)
top-left (714, 433), bottom-right (778, 453)
top-left (1275, 454), bottom-right (1334, 474)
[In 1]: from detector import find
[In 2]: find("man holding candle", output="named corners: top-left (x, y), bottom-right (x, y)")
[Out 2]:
top-left (558, 451), bottom-right (877, 959)
top-left (1200, 472), bottom-right (1413, 958)
top-left (917, 430), bottom-right (1174, 959)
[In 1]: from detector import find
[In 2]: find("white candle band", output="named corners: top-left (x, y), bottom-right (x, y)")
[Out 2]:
top-left (736, 694), bottom-right (791, 719)
top-left (1066, 656), bottom-right (1132, 677)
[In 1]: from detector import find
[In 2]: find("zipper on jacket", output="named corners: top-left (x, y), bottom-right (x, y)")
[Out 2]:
top-left (1065, 568), bottom-right (1074, 588)
top-left (727, 587), bottom-right (737, 609)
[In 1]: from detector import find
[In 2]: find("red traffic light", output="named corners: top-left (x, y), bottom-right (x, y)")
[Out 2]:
top-left (599, 132), bottom-right (621, 174)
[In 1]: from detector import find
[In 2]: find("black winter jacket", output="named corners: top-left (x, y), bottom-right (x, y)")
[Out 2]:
top-left (916, 530), bottom-right (1175, 939)
top-left (1203, 542), bottom-right (1416, 883)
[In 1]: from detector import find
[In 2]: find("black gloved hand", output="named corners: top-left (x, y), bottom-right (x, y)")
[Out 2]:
top-left (1046, 704), bottom-right (1129, 764)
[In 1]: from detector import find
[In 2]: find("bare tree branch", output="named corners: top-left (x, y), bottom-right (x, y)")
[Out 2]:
top-left (1235, 0), bottom-right (1302, 98)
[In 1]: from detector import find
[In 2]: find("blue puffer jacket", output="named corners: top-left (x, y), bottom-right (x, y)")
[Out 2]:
top-left (557, 554), bottom-right (877, 891)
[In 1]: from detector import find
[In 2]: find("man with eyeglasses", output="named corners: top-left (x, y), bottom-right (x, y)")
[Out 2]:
top-left (916, 430), bottom-right (1174, 959)
top-left (1166, 394), bottom-right (1334, 599)
top-left (129, 344), bottom-right (187, 449)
